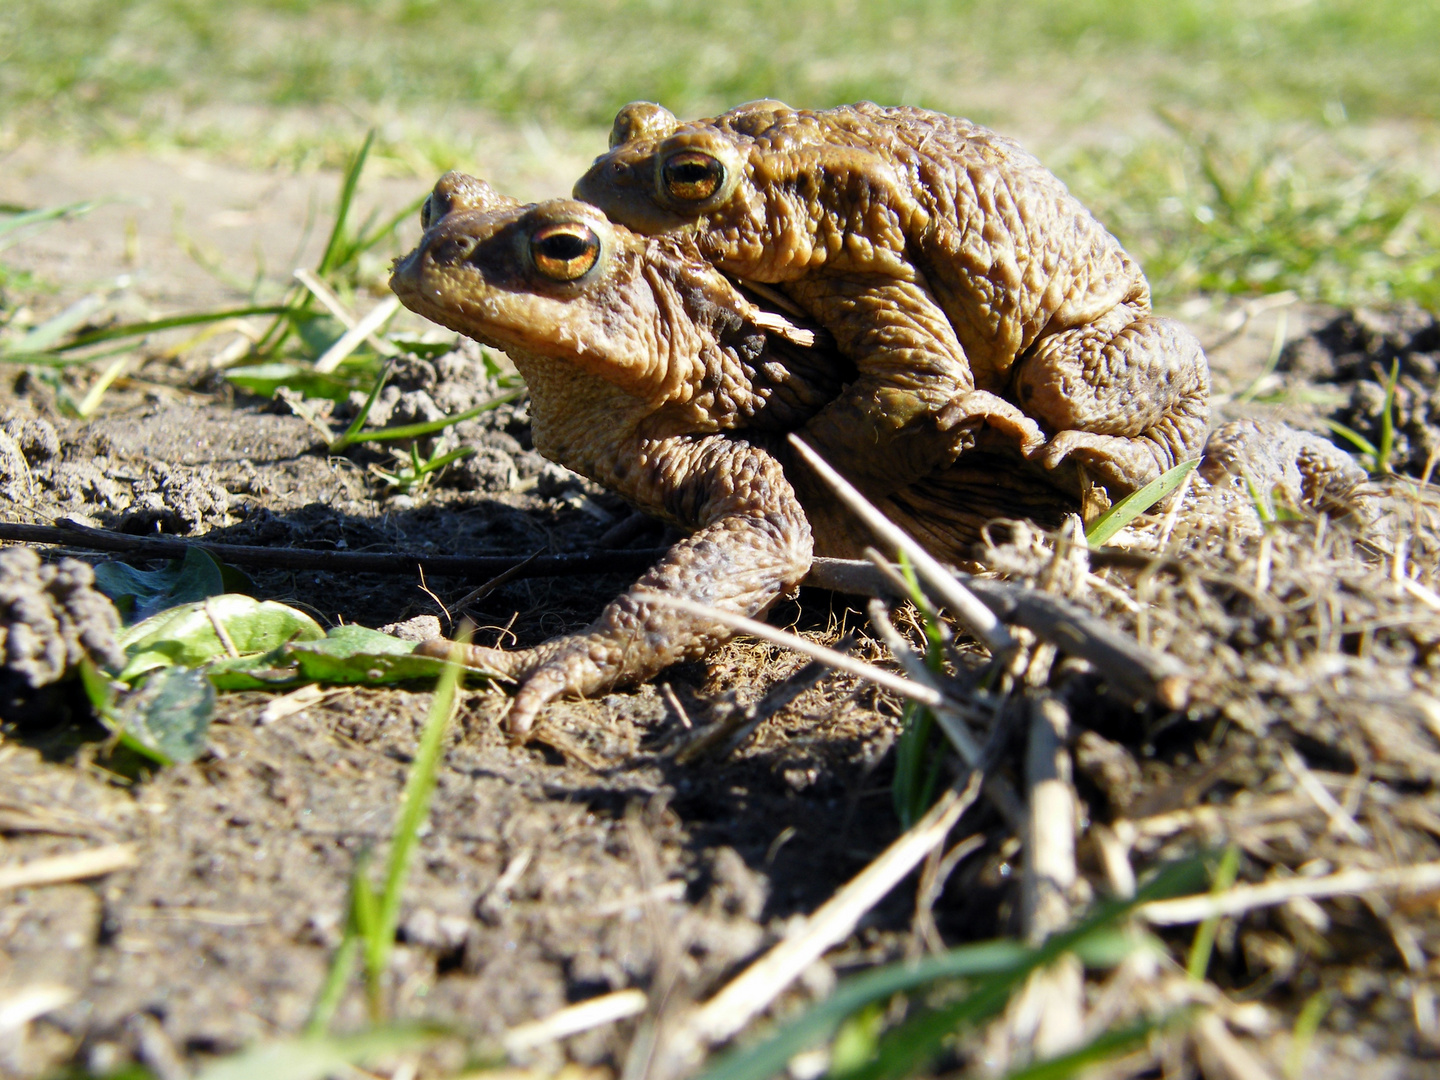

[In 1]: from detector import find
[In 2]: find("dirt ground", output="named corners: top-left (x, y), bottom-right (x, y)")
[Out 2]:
top-left (3, 143), bottom-right (1440, 1080)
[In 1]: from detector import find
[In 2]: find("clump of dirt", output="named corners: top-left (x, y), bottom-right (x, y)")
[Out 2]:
top-left (1, 546), bottom-right (123, 717)
top-left (1280, 304), bottom-right (1440, 476)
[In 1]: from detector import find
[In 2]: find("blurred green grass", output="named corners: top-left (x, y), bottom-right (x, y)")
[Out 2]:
top-left (3, 0), bottom-right (1438, 135)
top-left (1, 0), bottom-right (1437, 307)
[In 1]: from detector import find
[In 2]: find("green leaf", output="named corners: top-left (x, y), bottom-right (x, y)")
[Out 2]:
top-left (117, 596), bottom-right (325, 682)
top-left (93, 548), bottom-right (233, 624)
top-left (0, 199), bottom-right (102, 252)
top-left (205, 624), bottom-right (492, 691)
top-left (287, 624), bottom-right (455, 684)
top-left (1085, 459), bottom-right (1199, 548)
top-left (111, 667), bottom-right (216, 765)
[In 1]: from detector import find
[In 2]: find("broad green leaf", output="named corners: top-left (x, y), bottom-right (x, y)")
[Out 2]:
top-left (287, 624), bottom-right (454, 684)
top-left (111, 667), bottom-right (216, 765)
top-left (118, 596), bottom-right (325, 682)
top-left (1085, 459), bottom-right (1199, 548)
top-left (94, 548), bottom-right (233, 624)
top-left (205, 625), bottom-right (493, 690)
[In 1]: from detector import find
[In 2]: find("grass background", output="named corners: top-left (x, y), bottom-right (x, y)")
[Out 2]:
top-left (1, 0), bottom-right (1437, 306)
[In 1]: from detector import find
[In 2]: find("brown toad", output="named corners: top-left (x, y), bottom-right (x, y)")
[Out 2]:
top-left (391, 172), bottom-right (1075, 734)
top-left (575, 100), bottom-right (1210, 498)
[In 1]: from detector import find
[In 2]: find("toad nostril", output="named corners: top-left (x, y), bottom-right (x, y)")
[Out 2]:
top-left (428, 236), bottom-right (477, 265)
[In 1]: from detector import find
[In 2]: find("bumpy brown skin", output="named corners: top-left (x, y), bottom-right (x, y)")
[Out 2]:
top-left (1197, 418), bottom-right (1371, 516)
top-left (574, 100), bottom-right (1210, 498)
top-left (392, 173), bottom-right (1073, 734)
top-left (394, 174), bottom-right (838, 734)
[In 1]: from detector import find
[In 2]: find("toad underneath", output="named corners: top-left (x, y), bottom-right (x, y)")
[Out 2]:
top-left (391, 173), bottom-right (1078, 734)
top-left (575, 100), bottom-right (1210, 499)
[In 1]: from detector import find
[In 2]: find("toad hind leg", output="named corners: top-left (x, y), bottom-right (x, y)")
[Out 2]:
top-left (1013, 303), bottom-right (1210, 494)
top-left (787, 273), bottom-right (981, 496)
top-left (418, 436), bottom-right (813, 737)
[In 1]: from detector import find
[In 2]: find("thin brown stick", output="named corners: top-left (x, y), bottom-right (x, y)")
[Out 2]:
top-left (0, 521), bottom-right (664, 578)
top-left (1015, 695), bottom-right (1083, 1059)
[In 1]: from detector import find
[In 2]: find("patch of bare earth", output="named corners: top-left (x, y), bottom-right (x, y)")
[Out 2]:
top-left (1, 148), bottom-right (1439, 1079)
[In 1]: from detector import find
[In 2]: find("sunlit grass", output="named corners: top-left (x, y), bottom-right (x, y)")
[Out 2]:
top-left (2, 0), bottom-right (1438, 154)
top-left (1064, 120), bottom-right (1440, 308)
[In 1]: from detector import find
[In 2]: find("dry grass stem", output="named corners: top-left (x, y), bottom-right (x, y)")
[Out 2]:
top-left (788, 434), bottom-right (1015, 656)
top-left (314, 294), bottom-right (401, 373)
top-left (1140, 861), bottom-right (1440, 925)
top-left (502, 989), bottom-right (650, 1055)
top-left (643, 593), bottom-right (943, 709)
top-left (1009, 695), bottom-right (1084, 1061)
top-left (293, 267), bottom-right (400, 357)
top-left (0, 985), bottom-right (78, 1035)
top-left (0, 844), bottom-right (138, 891)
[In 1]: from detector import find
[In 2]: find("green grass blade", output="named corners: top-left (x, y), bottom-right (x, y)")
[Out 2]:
top-left (352, 193), bottom-right (429, 257)
top-left (1186, 844), bottom-right (1241, 980)
top-left (0, 199), bottom-right (102, 250)
top-left (1377, 358), bottom-right (1400, 474)
top-left (334, 359), bottom-right (395, 448)
top-left (194, 1024), bottom-right (450, 1080)
top-left (16, 305), bottom-right (291, 356)
top-left (696, 941), bottom-right (1031, 1080)
top-left (697, 862), bottom-right (1201, 1080)
top-left (998, 1012), bottom-right (1189, 1080)
top-left (415, 445), bottom-right (476, 475)
top-left (361, 632), bottom-right (465, 1015)
top-left (1319, 418), bottom-right (1379, 461)
top-left (6, 294), bottom-right (107, 353)
top-left (1085, 460), bottom-right (1198, 548)
top-left (1285, 991), bottom-right (1330, 1080)
top-left (317, 130), bottom-right (375, 278)
top-left (305, 931), bottom-right (361, 1037)
top-left (330, 389), bottom-right (524, 451)
top-left (839, 861), bottom-right (1205, 1080)
top-left (0, 342), bottom-right (138, 368)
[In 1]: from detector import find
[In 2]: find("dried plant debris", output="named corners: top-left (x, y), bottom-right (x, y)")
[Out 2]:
top-left (0, 546), bottom-right (123, 691)
top-left (978, 469), bottom-right (1440, 1066)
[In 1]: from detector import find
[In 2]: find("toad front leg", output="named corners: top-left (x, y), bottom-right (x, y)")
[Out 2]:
top-left (419, 435), bottom-right (813, 737)
top-left (1012, 302), bottom-right (1210, 494)
top-left (787, 273), bottom-right (1044, 497)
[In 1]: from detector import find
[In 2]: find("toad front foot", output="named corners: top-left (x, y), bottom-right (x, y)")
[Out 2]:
top-left (1036, 428), bottom-right (1181, 494)
top-left (416, 635), bottom-right (641, 737)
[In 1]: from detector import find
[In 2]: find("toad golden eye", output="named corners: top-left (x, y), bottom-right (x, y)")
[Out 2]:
top-left (661, 152), bottom-right (725, 202)
top-left (420, 194), bottom-right (435, 230)
top-left (530, 222), bottom-right (601, 281)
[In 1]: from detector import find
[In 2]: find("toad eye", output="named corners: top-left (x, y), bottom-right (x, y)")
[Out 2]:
top-left (661, 152), bottom-right (725, 202)
top-left (530, 222), bottom-right (601, 281)
top-left (420, 193), bottom-right (435, 230)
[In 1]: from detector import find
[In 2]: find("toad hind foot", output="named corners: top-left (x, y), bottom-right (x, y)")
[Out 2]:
top-left (1015, 305), bottom-right (1210, 495)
